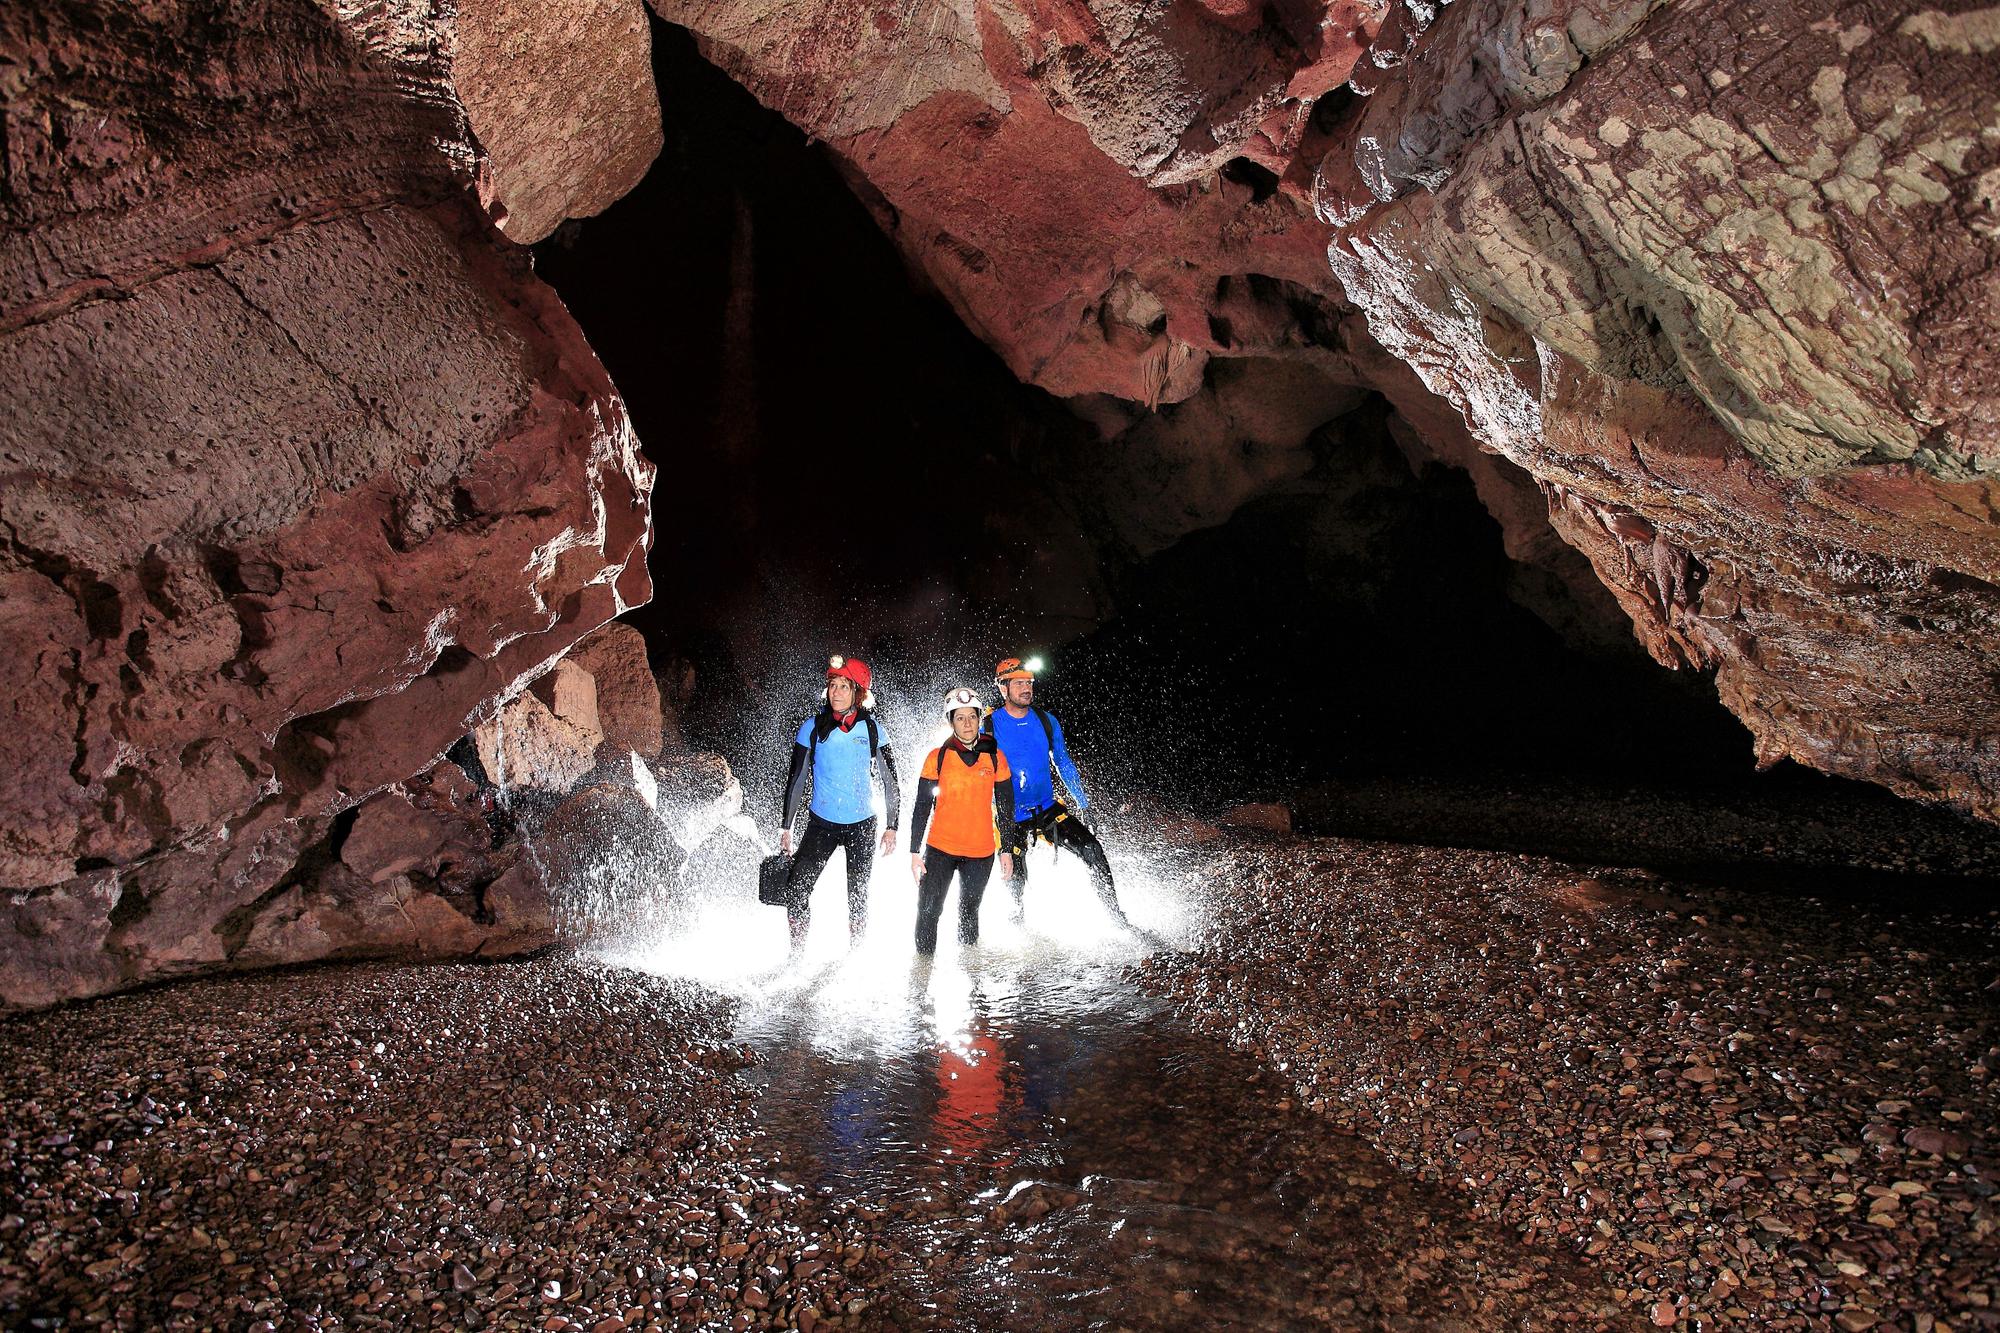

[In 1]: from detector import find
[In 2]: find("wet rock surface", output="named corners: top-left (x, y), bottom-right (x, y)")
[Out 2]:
top-left (1142, 837), bottom-right (2000, 1328)
top-left (1297, 773), bottom-right (2000, 884)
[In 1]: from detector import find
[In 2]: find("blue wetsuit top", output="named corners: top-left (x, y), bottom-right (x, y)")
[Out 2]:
top-left (782, 710), bottom-right (899, 829)
top-left (986, 706), bottom-right (1087, 820)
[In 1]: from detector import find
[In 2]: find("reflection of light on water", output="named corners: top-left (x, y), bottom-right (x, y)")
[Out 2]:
top-left (596, 829), bottom-right (1196, 1058)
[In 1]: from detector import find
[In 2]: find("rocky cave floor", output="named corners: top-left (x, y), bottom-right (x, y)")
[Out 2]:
top-left (1140, 834), bottom-right (2000, 1331)
top-left (3, 826), bottom-right (1996, 1332)
top-left (1291, 774), bottom-right (2000, 886)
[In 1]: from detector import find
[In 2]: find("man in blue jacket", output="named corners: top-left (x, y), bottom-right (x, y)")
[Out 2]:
top-left (779, 655), bottom-right (899, 950)
top-left (983, 657), bottom-right (1132, 929)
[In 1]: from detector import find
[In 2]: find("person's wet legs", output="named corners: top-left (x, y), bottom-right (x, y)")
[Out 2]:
top-left (1002, 823), bottom-right (1030, 923)
top-left (784, 819), bottom-right (839, 951)
top-left (956, 854), bottom-right (995, 946)
top-left (1058, 819), bottom-right (1133, 929)
top-left (838, 816), bottom-right (877, 943)
top-left (914, 853), bottom-right (960, 956)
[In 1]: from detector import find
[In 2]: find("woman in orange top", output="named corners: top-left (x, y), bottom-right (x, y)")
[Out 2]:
top-left (907, 687), bottom-right (1018, 956)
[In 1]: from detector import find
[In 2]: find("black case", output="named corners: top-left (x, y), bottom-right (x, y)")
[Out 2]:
top-left (757, 853), bottom-right (792, 906)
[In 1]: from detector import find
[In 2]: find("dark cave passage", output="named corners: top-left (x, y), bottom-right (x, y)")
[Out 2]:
top-left (529, 21), bottom-right (1994, 882)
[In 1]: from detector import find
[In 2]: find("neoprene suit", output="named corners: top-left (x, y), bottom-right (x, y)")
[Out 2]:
top-left (984, 706), bottom-right (1127, 925)
top-left (781, 707), bottom-right (900, 944)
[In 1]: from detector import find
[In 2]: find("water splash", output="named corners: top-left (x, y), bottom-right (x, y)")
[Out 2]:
top-left (597, 825), bottom-right (1200, 1057)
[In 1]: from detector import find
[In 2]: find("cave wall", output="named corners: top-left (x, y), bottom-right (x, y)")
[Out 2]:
top-left (3, 0), bottom-right (1995, 1009)
top-left (0, 0), bottom-right (662, 1007)
top-left (651, 0), bottom-right (2000, 820)
top-left (1320, 0), bottom-right (2000, 816)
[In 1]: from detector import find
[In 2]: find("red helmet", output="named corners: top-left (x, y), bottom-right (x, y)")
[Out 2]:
top-left (994, 656), bottom-right (1035, 685)
top-left (826, 654), bottom-right (871, 694)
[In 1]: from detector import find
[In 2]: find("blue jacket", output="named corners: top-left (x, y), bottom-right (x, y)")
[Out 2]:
top-left (986, 706), bottom-right (1086, 819)
top-left (782, 710), bottom-right (899, 829)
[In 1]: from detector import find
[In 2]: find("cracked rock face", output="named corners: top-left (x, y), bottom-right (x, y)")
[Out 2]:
top-left (1320, 0), bottom-right (2000, 815)
top-left (0, 0), bottom-right (659, 1006)
top-left (657, 0), bottom-right (2000, 821)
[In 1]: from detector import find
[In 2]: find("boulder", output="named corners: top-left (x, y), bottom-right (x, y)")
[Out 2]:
top-left (651, 752), bottom-right (749, 852)
top-left (473, 677), bottom-right (605, 795)
top-left (566, 621), bottom-right (667, 758)
top-left (533, 782), bottom-right (681, 934)
top-left (1219, 802), bottom-right (1294, 835)
top-left (339, 786), bottom-right (489, 886)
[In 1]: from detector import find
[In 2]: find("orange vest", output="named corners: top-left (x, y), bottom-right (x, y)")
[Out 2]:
top-left (920, 742), bottom-right (1012, 857)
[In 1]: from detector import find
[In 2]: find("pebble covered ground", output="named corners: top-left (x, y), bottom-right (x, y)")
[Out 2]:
top-left (2, 943), bottom-right (1642, 1332)
top-left (0, 958), bottom-right (910, 1331)
top-left (735, 954), bottom-right (1643, 1330)
top-left (6, 830), bottom-right (1996, 1331)
top-left (1140, 838), bottom-right (2000, 1330)
top-left (896, 1006), bottom-right (1644, 1330)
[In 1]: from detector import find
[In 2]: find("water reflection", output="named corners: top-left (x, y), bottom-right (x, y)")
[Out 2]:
top-left (602, 837), bottom-right (1185, 1200)
top-left (599, 842), bottom-right (1629, 1330)
top-left (929, 1007), bottom-right (996, 1146)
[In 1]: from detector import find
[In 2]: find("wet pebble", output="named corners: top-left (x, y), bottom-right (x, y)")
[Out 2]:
top-left (1140, 836), bottom-right (2000, 1329)
top-left (0, 957), bottom-right (901, 1330)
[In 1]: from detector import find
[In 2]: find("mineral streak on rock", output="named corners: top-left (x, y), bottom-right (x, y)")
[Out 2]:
top-left (0, 0), bottom-right (658, 1006)
top-left (1319, 0), bottom-right (2000, 817)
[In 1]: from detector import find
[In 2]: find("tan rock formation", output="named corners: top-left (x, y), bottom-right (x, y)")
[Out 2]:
top-left (474, 666), bottom-right (606, 795)
top-left (458, 0), bottom-right (665, 242)
top-left (566, 621), bottom-right (668, 758)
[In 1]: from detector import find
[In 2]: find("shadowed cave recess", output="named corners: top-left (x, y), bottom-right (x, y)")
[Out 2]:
top-left (535, 22), bottom-right (1984, 875)
top-left (539, 22), bottom-right (1721, 793)
top-left (5, 3), bottom-right (2000, 1332)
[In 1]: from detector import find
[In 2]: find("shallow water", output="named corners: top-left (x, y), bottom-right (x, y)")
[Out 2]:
top-left (603, 841), bottom-right (1636, 1330)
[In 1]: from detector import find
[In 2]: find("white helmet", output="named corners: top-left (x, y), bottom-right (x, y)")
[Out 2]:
top-left (941, 685), bottom-right (983, 720)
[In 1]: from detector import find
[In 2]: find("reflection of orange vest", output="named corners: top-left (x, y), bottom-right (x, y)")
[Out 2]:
top-left (935, 1022), bottom-right (1006, 1159)
top-left (920, 742), bottom-right (1013, 857)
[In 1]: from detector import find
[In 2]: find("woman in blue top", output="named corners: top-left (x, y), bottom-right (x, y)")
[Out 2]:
top-left (778, 655), bottom-right (900, 949)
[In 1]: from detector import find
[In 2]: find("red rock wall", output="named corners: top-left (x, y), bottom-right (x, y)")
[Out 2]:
top-left (1, 0), bottom-right (660, 1007)
top-left (653, 0), bottom-right (2000, 821)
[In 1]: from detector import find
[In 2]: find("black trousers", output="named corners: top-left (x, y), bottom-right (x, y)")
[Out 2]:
top-left (914, 849), bottom-right (995, 955)
top-left (1003, 811), bottom-right (1126, 923)
top-left (787, 814), bottom-right (876, 941)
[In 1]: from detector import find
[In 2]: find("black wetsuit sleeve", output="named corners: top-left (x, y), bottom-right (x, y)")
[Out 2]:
top-left (781, 741), bottom-right (811, 832)
top-left (877, 747), bottom-right (901, 830)
top-left (994, 770), bottom-right (1017, 851)
top-left (910, 771), bottom-right (937, 848)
